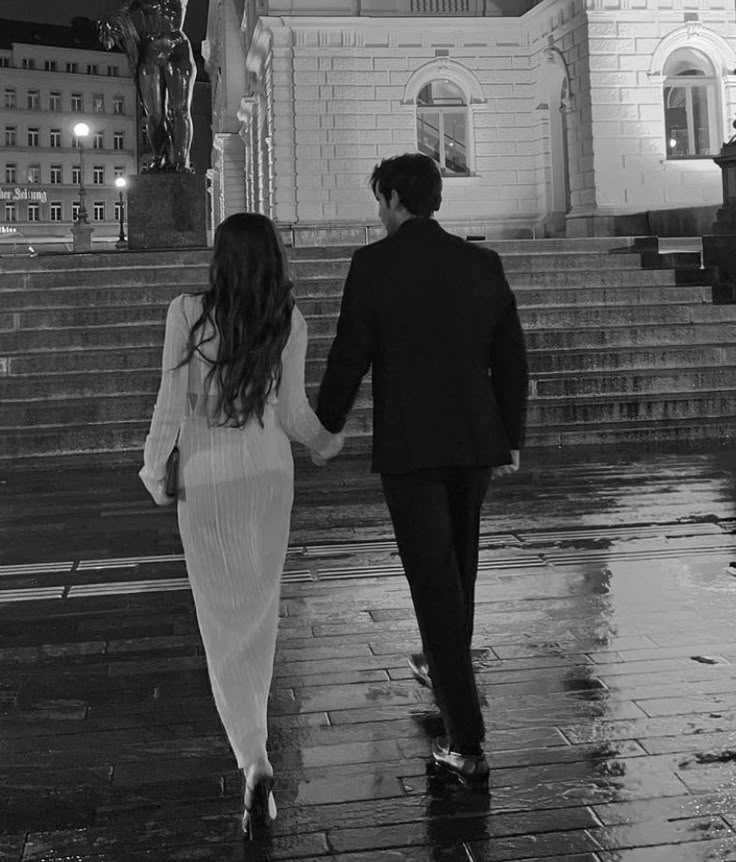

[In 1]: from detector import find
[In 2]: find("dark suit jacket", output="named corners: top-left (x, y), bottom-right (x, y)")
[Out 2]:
top-left (316, 218), bottom-right (529, 474)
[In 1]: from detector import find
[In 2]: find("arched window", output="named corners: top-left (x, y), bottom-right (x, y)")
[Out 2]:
top-left (416, 80), bottom-right (469, 176)
top-left (663, 48), bottom-right (718, 159)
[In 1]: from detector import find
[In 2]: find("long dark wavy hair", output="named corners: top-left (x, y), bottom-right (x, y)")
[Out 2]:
top-left (179, 213), bottom-right (294, 428)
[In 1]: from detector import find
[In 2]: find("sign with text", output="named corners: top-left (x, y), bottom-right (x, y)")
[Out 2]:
top-left (0, 187), bottom-right (48, 203)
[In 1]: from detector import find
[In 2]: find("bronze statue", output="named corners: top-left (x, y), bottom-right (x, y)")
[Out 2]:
top-left (99, 0), bottom-right (195, 172)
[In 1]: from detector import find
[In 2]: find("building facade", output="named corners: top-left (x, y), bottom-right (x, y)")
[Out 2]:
top-left (204, 0), bottom-right (736, 243)
top-left (0, 19), bottom-right (138, 250)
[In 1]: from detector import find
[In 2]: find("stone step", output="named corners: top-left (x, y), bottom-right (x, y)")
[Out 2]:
top-left (0, 266), bottom-right (209, 291)
top-left (0, 247), bottom-right (652, 291)
top-left (3, 390), bottom-right (736, 460)
top-left (4, 346), bottom-right (162, 375)
top-left (0, 281), bottom-right (713, 315)
top-left (0, 248), bottom-right (210, 275)
top-left (284, 236), bottom-right (648, 258)
top-left (6, 310), bottom-right (732, 352)
top-left (523, 322), bottom-right (736, 351)
top-left (534, 416), bottom-right (736, 448)
top-left (5, 296), bottom-right (729, 333)
top-left (300, 308), bottom-right (736, 337)
top-left (6, 412), bottom-right (735, 462)
top-left (1, 284), bottom-right (197, 311)
top-left (6, 341), bottom-right (733, 381)
top-left (295, 285), bottom-right (714, 314)
top-left (532, 367), bottom-right (736, 398)
top-left (527, 344), bottom-right (736, 374)
top-left (5, 378), bottom-right (736, 430)
top-left (7, 361), bottom-right (736, 403)
top-left (286, 257), bottom-right (684, 281)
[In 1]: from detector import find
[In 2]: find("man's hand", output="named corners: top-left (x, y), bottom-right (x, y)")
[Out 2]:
top-left (491, 449), bottom-right (520, 479)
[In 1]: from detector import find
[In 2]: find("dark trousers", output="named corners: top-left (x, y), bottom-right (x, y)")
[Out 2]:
top-left (381, 466), bottom-right (491, 753)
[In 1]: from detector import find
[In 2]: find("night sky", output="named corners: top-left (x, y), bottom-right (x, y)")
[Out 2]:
top-left (0, 0), bottom-right (208, 41)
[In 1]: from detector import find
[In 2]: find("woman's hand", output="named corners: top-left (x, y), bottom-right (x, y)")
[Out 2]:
top-left (311, 432), bottom-right (345, 466)
top-left (142, 476), bottom-right (177, 506)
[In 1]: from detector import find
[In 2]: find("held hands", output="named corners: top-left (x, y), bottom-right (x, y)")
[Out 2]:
top-left (311, 432), bottom-right (346, 467)
top-left (491, 449), bottom-right (520, 479)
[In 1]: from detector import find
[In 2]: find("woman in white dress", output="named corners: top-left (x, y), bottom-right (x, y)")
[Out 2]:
top-left (139, 213), bottom-right (343, 837)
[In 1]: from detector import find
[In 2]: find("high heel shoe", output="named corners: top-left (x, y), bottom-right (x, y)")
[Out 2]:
top-left (242, 775), bottom-right (277, 839)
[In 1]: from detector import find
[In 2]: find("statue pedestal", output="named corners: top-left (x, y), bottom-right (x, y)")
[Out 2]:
top-left (704, 138), bottom-right (736, 302)
top-left (703, 233), bottom-right (736, 303)
top-left (71, 222), bottom-right (94, 253)
top-left (127, 173), bottom-right (207, 250)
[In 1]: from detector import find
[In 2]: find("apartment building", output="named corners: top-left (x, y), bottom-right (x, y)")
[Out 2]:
top-left (0, 18), bottom-right (138, 249)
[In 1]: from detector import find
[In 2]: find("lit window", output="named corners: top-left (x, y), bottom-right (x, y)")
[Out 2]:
top-left (27, 165), bottom-right (41, 184)
top-left (113, 96), bottom-right (125, 115)
top-left (50, 202), bottom-right (62, 222)
top-left (93, 94), bottom-right (104, 113)
top-left (5, 164), bottom-right (16, 183)
top-left (28, 128), bottom-right (39, 147)
top-left (50, 164), bottom-right (62, 184)
top-left (4, 88), bottom-right (15, 109)
top-left (93, 201), bottom-right (105, 221)
top-left (664, 48), bottom-right (718, 159)
top-left (28, 202), bottom-right (40, 222)
top-left (416, 80), bottom-right (469, 176)
top-left (93, 165), bottom-right (104, 185)
top-left (50, 129), bottom-right (61, 148)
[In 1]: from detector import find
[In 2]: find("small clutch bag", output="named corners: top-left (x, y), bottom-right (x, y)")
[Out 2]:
top-left (164, 444), bottom-right (180, 497)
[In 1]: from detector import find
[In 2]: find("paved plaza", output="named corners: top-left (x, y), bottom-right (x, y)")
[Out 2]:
top-left (2, 445), bottom-right (736, 861)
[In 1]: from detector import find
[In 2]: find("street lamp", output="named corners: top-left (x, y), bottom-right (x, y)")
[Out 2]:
top-left (115, 176), bottom-right (127, 249)
top-left (73, 122), bottom-right (90, 224)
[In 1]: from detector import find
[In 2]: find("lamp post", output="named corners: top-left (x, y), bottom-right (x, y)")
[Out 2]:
top-left (71, 122), bottom-right (93, 252)
top-left (72, 122), bottom-right (90, 224)
top-left (115, 176), bottom-right (127, 249)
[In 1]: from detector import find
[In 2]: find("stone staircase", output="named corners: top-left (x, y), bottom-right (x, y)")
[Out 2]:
top-left (2, 237), bottom-right (735, 463)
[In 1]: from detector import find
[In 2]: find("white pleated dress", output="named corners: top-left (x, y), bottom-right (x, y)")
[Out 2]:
top-left (140, 293), bottom-right (340, 770)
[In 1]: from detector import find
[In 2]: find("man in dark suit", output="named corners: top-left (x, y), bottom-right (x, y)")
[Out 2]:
top-left (316, 153), bottom-right (528, 785)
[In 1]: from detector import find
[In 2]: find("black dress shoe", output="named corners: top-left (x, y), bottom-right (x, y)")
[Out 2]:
top-left (431, 736), bottom-right (489, 787)
top-left (408, 653), bottom-right (432, 689)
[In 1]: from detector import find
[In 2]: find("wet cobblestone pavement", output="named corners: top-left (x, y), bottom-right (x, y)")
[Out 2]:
top-left (2, 445), bottom-right (736, 861)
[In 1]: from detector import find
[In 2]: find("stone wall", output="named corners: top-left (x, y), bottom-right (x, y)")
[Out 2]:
top-left (248, 15), bottom-right (547, 232)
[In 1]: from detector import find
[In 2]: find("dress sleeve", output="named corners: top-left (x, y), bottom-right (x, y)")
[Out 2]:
top-left (139, 295), bottom-right (190, 496)
top-left (277, 306), bottom-right (342, 458)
